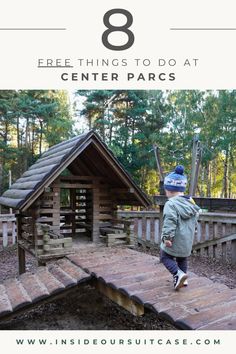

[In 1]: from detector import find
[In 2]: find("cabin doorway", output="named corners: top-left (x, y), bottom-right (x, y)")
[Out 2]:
top-left (60, 187), bottom-right (93, 246)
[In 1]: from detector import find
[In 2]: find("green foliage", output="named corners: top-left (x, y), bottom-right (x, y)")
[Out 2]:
top-left (0, 90), bottom-right (73, 192)
top-left (1, 90), bottom-right (235, 198)
top-left (75, 90), bottom-right (236, 198)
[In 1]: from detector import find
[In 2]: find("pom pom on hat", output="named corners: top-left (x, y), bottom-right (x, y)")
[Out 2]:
top-left (175, 165), bottom-right (184, 175)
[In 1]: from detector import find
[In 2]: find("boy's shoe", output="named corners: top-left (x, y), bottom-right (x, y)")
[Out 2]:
top-left (183, 279), bottom-right (188, 286)
top-left (173, 270), bottom-right (188, 290)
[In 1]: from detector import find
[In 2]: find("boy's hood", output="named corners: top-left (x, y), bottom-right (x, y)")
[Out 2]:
top-left (168, 196), bottom-right (201, 219)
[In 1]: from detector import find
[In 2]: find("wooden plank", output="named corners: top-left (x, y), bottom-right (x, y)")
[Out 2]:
top-left (16, 172), bottom-right (48, 184)
top-left (60, 175), bottom-right (103, 181)
top-left (22, 232), bottom-right (33, 240)
top-left (107, 240), bottom-right (127, 247)
top-left (73, 249), bottom-right (151, 269)
top-left (37, 147), bottom-right (72, 162)
top-left (38, 250), bottom-right (74, 259)
top-left (137, 218), bottom-right (142, 239)
top-left (105, 266), bottom-right (167, 297)
top-left (56, 259), bottom-right (91, 284)
top-left (193, 233), bottom-right (236, 250)
top-left (97, 263), bottom-right (164, 284)
top-left (39, 208), bottom-right (55, 213)
top-left (180, 288), bottom-right (236, 312)
top-left (176, 299), bottom-right (236, 330)
top-left (9, 181), bottom-right (40, 190)
top-left (213, 222), bottom-right (218, 239)
top-left (18, 243), bottom-right (26, 275)
top-left (0, 285), bottom-right (12, 318)
top-left (0, 197), bottom-right (23, 208)
top-left (107, 233), bottom-right (127, 239)
top-left (85, 257), bottom-right (158, 278)
top-left (0, 214), bottom-right (16, 221)
top-left (12, 221), bottom-right (17, 244)
top-left (36, 217), bottom-right (55, 222)
top-left (222, 242), bottom-right (227, 261)
top-left (205, 221), bottom-right (209, 240)
top-left (42, 136), bottom-right (83, 158)
top-left (28, 155), bottom-right (64, 171)
top-left (4, 278), bottom-right (31, 311)
top-left (131, 273), bottom-right (206, 305)
top-left (67, 251), bottom-right (147, 272)
top-left (154, 218), bottom-right (160, 244)
top-left (42, 247), bottom-right (73, 255)
top-left (47, 264), bottom-right (78, 287)
top-left (93, 279), bottom-right (144, 316)
top-left (21, 217), bottom-right (33, 224)
top-left (231, 239), bottom-right (236, 265)
top-left (36, 237), bottom-right (72, 246)
top-left (60, 183), bottom-right (94, 189)
top-left (100, 206), bottom-right (113, 212)
top-left (198, 314), bottom-right (236, 330)
top-left (150, 284), bottom-right (230, 323)
top-left (36, 267), bottom-right (65, 294)
top-left (2, 222), bottom-right (8, 247)
top-left (19, 273), bottom-right (49, 302)
top-left (4, 189), bottom-right (34, 199)
top-left (21, 224), bottom-right (33, 233)
top-left (196, 221), bottom-right (201, 243)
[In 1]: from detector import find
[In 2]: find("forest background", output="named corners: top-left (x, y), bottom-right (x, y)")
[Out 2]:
top-left (0, 90), bottom-right (235, 199)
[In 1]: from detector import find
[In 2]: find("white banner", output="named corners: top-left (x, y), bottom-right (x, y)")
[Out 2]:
top-left (0, 0), bottom-right (236, 88)
top-left (0, 330), bottom-right (233, 354)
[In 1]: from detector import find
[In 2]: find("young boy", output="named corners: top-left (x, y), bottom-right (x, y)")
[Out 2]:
top-left (160, 165), bottom-right (200, 290)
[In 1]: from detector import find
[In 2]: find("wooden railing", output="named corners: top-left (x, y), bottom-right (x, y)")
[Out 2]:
top-left (118, 211), bottom-right (162, 245)
top-left (193, 212), bottom-right (236, 264)
top-left (0, 214), bottom-right (17, 248)
top-left (118, 210), bottom-right (236, 264)
top-left (2, 210), bottom-right (236, 263)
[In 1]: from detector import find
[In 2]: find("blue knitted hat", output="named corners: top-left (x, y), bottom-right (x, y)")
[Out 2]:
top-left (164, 165), bottom-right (187, 192)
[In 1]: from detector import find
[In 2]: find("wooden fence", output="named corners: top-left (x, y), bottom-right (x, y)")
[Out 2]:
top-left (1, 211), bottom-right (236, 264)
top-left (118, 210), bottom-right (236, 264)
top-left (0, 214), bottom-right (17, 248)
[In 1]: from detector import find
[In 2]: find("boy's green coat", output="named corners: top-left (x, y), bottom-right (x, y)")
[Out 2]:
top-left (160, 196), bottom-right (201, 257)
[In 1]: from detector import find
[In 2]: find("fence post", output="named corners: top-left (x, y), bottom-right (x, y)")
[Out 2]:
top-left (146, 217), bottom-right (151, 242)
top-left (154, 218), bottom-right (160, 244)
top-left (2, 221), bottom-right (8, 247)
top-left (12, 220), bottom-right (17, 245)
top-left (137, 218), bottom-right (142, 240)
top-left (231, 239), bottom-right (236, 265)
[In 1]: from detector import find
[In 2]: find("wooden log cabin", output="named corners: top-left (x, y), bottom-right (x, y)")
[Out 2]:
top-left (0, 131), bottom-right (150, 273)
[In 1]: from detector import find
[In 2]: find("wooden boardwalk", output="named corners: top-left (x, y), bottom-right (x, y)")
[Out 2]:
top-left (0, 259), bottom-right (91, 319)
top-left (1, 247), bottom-right (236, 329)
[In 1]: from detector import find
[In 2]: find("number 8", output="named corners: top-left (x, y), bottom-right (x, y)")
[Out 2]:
top-left (102, 9), bottom-right (135, 51)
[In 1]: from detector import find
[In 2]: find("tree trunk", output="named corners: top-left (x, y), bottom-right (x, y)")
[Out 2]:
top-left (39, 119), bottom-right (43, 155)
top-left (222, 149), bottom-right (229, 198)
top-left (123, 103), bottom-right (129, 158)
top-left (228, 149), bottom-right (233, 198)
top-left (109, 121), bottom-right (113, 145)
top-left (199, 166), bottom-right (204, 197)
top-left (206, 162), bottom-right (211, 197)
top-left (140, 166), bottom-right (146, 190)
top-left (16, 116), bottom-right (20, 149)
top-left (25, 117), bottom-right (29, 147)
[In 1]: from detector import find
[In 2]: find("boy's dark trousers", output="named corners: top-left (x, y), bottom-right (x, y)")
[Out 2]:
top-left (160, 249), bottom-right (187, 275)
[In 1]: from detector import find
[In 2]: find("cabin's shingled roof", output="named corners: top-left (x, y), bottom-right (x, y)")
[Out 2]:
top-left (0, 131), bottom-right (151, 210)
